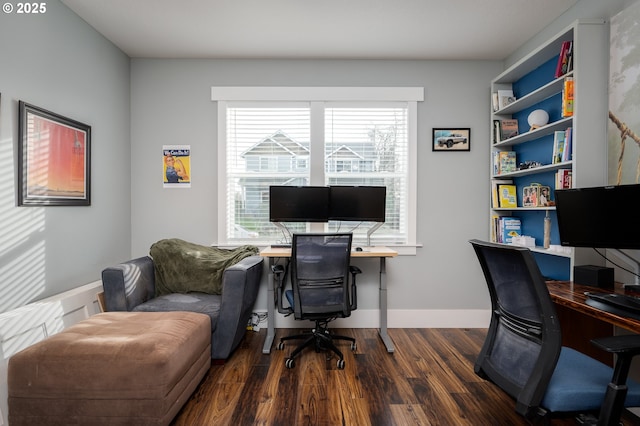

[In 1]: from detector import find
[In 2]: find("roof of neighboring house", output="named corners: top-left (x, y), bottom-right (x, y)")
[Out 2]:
top-left (242, 130), bottom-right (309, 157)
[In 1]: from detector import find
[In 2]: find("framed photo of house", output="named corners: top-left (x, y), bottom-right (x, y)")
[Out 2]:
top-left (18, 101), bottom-right (91, 206)
top-left (432, 128), bottom-right (471, 151)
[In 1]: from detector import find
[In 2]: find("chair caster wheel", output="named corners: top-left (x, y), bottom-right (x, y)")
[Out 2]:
top-left (337, 359), bottom-right (345, 369)
top-left (277, 341), bottom-right (285, 350)
top-left (285, 358), bottom-right (295, 369)
top-left (351, 342), bottom-right (357, 351)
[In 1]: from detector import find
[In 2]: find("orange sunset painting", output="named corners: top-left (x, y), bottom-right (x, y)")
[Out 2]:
top-left (26, 113), bottom-right (87, 199)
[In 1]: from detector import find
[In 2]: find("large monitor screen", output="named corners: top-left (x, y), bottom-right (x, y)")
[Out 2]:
top-left (269, 186), bottom-right (330, 222)
top-left (329, 186), bottom-right (386, 222)
top-left (555, 184), bottom-right (640, 250)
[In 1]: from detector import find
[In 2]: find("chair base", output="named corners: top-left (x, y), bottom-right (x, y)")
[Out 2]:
top-left (278, 321), bottom-right (356, 369)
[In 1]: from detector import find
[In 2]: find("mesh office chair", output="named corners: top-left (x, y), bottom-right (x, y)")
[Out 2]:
top-left (470, 239), bottom-right (640, 425)
top-left (273, 233), bottom-right (361, 369)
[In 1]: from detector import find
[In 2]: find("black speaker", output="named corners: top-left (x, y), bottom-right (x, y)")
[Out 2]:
top-left (573, 265), bottom-right (614, 288)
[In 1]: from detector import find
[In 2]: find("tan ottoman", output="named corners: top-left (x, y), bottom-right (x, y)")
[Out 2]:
top-left (8, 311), bottom-right (211, 426)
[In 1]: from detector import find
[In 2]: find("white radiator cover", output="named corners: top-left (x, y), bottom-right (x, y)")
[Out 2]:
top-left (0, 281), bottom-right (102, 425)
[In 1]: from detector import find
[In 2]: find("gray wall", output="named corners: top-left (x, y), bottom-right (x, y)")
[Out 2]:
top-left (0, 0), bottom-right (131, 313)
top-left (130, 58), bottom-right (501, 312)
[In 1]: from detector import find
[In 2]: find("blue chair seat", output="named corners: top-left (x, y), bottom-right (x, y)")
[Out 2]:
top-left (542, 346), bottom-right (640, 413)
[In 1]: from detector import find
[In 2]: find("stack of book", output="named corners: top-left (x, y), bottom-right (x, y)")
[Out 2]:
top-left (492, 151), bottom-right (516, 175)
top-left (491, 180), bottom-right (516, 208)
top-left (491, 216), bottom-right (522, 244)
top-left (493, 119), bottom-right (519, 143)
top-left (551, 127), bottom-right (572, 164)
top-left (555, 41), bottom-right (573, 78)
top-left (555, 169), bottom-right (572, 189)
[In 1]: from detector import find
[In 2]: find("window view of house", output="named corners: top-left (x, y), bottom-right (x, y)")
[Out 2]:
top-left (224, 104), bottom-right (409, 245)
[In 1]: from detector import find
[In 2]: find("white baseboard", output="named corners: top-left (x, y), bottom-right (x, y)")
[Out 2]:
top-left (272, 309), bottom-right (491, 328)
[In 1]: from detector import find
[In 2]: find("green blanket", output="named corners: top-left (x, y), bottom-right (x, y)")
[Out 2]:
top-left (150, 238), bottom-right (259, 296)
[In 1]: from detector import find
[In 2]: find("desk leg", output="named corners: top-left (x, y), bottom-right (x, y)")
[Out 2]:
top-left (378, 257), bottom-right (395, 353)
top-left (263, 258), bottom-right (276, 354)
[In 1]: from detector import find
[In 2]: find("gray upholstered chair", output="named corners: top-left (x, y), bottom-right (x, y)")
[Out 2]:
top-left (101, 254), bottom-right (263, 361)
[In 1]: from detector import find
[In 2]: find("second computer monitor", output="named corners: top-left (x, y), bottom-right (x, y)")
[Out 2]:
top-left (329, 186), bottom-right (386, 222)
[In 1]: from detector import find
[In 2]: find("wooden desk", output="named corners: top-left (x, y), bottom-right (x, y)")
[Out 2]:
top-left (547, 281), bottom-right (640, 363)
top-left (260, 246), bottom-right (398, 354)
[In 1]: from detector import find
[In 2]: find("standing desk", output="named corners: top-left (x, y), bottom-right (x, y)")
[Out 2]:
top-left (260, 246), bottom-right (398, 354)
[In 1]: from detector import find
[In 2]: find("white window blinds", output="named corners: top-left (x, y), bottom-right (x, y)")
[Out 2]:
top-left (214, 87), bottom-right (421, 249)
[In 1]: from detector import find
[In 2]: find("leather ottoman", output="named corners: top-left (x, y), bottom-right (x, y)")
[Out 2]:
top-left (8, 311), bottom-right (211, 425)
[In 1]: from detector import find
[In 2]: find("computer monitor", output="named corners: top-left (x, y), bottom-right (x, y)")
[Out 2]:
top-left (554, 184), bottom-right (640, 250)
top-left (329, 186), bottom-right (386, 222)
top-left (269, 186), bottom-right (330, 222)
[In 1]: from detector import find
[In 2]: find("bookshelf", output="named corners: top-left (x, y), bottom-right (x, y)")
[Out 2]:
top-left (489, 19), bottom-right (608, 280)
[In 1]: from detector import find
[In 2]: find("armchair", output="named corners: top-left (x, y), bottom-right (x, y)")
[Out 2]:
top-left (273, 233), bottom-right (361, 369)
top-left (469, 239), bottom-right (640, 425)
top-left (102, 253), bottom-right (263, 361)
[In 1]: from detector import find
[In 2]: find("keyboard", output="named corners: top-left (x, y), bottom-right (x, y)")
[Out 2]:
top-left (270, 244), bottom-right (291, 248)
top-left (585, 292), bottom-right (640, 321)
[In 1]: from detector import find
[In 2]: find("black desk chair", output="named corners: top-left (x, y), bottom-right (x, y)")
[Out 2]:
top-left (470, 239), bottom-right (640, 425)
top-left (272, 233), bottom-right (361, 369)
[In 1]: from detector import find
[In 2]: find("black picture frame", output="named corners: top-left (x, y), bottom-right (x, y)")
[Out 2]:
top-left (18, 101), bottom-right (91, 206)
top-left (432, 128), bottom-right (471, 152)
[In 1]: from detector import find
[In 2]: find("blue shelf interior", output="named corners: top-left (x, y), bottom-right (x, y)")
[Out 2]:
top-left (497, 52), bottom-right (574, 281)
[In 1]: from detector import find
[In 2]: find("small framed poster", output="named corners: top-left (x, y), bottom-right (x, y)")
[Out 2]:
top-left (433, 128), bottom-right (470, 151)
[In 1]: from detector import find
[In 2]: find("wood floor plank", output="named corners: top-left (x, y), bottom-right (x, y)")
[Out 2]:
top-left (170, 328), bottom-right (638, 426)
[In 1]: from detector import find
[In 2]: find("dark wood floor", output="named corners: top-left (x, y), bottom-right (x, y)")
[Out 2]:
top-left (171, 328), bottom-right (636, 425)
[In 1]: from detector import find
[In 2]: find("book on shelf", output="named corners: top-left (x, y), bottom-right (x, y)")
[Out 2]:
top-left (562, 77), bottom-right (574, 117)
top-left (492, 93), bottom-right (499, 112)
top-left (499, 119), bottom-right (519, 140)
top-left (493, 120), bottom-right (500, 144)
top-left (562, 127), bottom-right (572, 162)
top-left (492, 216), bottom-right (522, 244)
top-left (552, 130), bottom-right (566, 164)
top-left (491, 179), bottom-right (513, 208)
top-left (554, 40), bottom-right (573, 78)
top-left (497, 184), bottom-right (517, 208)
top-left (498, 151), bottom-right (516, 174)
top-left (497, 89), bottom-right (516, 110)
top-left (501, 217), bottom-right (522, 244)
top-left (555, 169), bottom-right (572, 189)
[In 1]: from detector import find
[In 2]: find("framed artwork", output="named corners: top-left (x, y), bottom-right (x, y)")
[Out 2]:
top-left (432, 128), bottom-right (471, 152)
top-left (18, 101), bottom-right (91, 206)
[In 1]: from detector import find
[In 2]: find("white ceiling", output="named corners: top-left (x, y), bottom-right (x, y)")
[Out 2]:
top-left (61, 0), bottom-right (578, 60)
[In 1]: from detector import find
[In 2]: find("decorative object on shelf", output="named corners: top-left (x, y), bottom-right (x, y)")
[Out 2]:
top-left (518, 160), bottom-right (543, 170)
top-left (496, 89), bottom-right (516, 110)
top-left (543, 211), bottom-right (551, 249)
top-left (523, 183), bottom-right (551, 207)
top-left (18, 101), bottom-right (91, 206)
top-left (527, 109), bottom-right (549, 131)
top-left (432, 128), bottom-right (470, 152)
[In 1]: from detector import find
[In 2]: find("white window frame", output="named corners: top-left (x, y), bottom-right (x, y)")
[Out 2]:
top-left (212, 87), bottom-right (423, 255)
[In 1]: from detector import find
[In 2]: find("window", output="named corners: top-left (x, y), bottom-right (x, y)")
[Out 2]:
top-left (213, 87), bottom-right (422, 252)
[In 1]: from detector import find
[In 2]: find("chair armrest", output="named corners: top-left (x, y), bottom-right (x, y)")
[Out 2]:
top-left (272, 262), bottom-right (292, 315)
top-left (212, 255), bottom-right (264, 360)
top-left (101, 256), bottom-right (156, 311)
top-left (349, 265), bottom-right (362, 310)
top-left (592, 334), bottom-right (640, 356)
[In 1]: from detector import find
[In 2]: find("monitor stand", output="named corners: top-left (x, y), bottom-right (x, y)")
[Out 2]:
top-left (609, 248), bottom-right (640, 286)
top-left (366, 222), bottom-right (383, 247)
